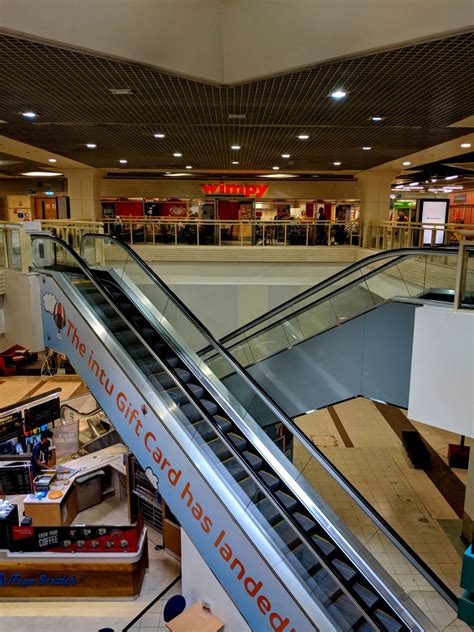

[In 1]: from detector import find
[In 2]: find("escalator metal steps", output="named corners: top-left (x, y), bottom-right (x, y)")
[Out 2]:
top-left (273, 520), bottom-right (301, 551)
top-left (168, 384), bottom-right (205, 404)
top-left (227, 432), bottom-right (247, 451)
top-left (222, 456), bottom-right (248, 482)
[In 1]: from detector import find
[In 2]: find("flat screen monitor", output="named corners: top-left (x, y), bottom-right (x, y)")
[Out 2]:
top-left (419, 199), bottom-right (449, 245)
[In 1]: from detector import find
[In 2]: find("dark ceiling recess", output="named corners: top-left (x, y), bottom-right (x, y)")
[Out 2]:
top-left (0, 32), bottom-right (473, 172)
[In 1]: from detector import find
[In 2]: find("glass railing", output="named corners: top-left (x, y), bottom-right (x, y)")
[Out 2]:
top-left (79, 234), bottom-right (459, 628)
top-left (208, 248), bottom-right (459, 375)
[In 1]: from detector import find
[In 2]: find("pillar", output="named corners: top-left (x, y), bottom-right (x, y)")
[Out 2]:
top-left (63, 168), bottom-right (103, 220)
top-left (356, 171), bottom-right (398, 247)
top-left (463, 452), bottom-right (474, 542)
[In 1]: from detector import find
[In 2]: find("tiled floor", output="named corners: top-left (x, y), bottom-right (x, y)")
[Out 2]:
top-left (294, 397), bottom-right (472, 631)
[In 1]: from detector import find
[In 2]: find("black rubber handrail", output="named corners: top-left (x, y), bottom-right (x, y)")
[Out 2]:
top-left (214, 246), bottom-right (458, 348)
top-left (80, 233), bottom-right (459, 613)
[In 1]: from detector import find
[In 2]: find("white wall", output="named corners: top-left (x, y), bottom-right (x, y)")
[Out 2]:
top-left (2, 0), bottom-right (472, 83)
top-left (408, 306), bottom-right (474, 437)
top-left (181, 529), bottom-right (251, 632)
top-left (2, 270), bottom-right (44, 351)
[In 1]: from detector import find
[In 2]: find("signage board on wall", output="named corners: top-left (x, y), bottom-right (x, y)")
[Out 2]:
top-left (200, 183), bottom-right (269, 197)
top-left (0, 412), bottom-right (23, 442)
top-left (24, 397), bottom-right (60, 433)
top-left (39, 280), bottom-right (316, 630)
top-left (419, 198), bottom-right (449, 245)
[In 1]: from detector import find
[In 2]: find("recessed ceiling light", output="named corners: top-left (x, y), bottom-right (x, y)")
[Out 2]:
top-left (330, 90), bottom-right (347, 99)
top-left (154, 133), bottom-right (165, 138)
top-left (281, 154), bottom-right (290, 158)
top-left (21, 171), bottom-right (62, 177)
top-left (272, 166), bottom-right (280, 170)
top-left (362, 146), bottom-right (372, 151)
top-left (409, 182), bottom-right (419, 186)
top-left (86, 143), bottom-right (97, 148)
top-left (173, 152), bottom-right (182, 157)
top-left (431, 178), bottom-right (437, 183)
top-left (445, 175), bottom-right (458, 180)
top-left (232, 161), bottom-right (239, 165)
top-left (185, 165), bottom-right (192, 169)
top-left (298, 134), bottom-right (309, 140)
top-left (371, 116), bottom-right (383, 122)
top-left (402, 161), bottom-right (411, 166)
top-left (395, 185), bottom-right (404, 189)
top-left (312, 175), bottom-right (319, 178)
top-left (108, 88), bottom-right (134, 95)
top-left (48, 158), bottom-right (57, 163)
top-left (333, 161), bottom-right (341, 166)
top-left (165, 172), bottom-right (187, 177)
top-left (119, 159), bottom-right (128, 164)
top-left (231, 145), bottom-right (241, 150)
top-left (22, 111), bottom-right (37, 119)
top-left (461, 143), bottom-right (472, 148)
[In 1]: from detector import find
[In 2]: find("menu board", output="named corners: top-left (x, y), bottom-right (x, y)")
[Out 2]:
top-left (24, 397), bottom-right (60, 432)
top-left (0, 412), bottom-right (23, 441)
top-left (0, 465), bottom-right (32, 495)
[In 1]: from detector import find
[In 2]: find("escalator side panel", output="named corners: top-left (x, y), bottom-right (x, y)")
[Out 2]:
top-left (40, 273), bottom-right (326, 632)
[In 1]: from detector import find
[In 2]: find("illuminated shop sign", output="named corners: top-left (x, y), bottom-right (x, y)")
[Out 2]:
top-left (200, 183), bottom-right (269, 197)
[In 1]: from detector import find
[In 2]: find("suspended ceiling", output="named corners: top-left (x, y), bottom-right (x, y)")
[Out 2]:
top-left (0, 31), bottom-right (473, 175)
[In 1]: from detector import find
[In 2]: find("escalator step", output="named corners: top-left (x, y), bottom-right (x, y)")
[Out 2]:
top-left (327, 595), bottom-right (366, 629)
top-left (332, 558), bottom-right (358, 583)
top-left (311, 533), bottom-right (337, 558)
top-left (168, 384), bottom-right (205, 404)
top-left (128, 345), bottom-right (152, 360)
top-left (239, 476), bottom-right (261, 501)
top-left (107, 317), bottom-right (130, 332)
top-left (275, 489), bottom-right (298, 512)
top-left (255, 498), bottom-right (282, 526)
top-left (293, 511), bottom-right (317, 534)
top-left (352, 583), bottom-right (379, 610)
top-left (179, 403), bottom-right (202, 422)
top-left (165, 356), bottom-right (179, 368)
top-left (259, 470), bottom-right (280, 491)
top-left (151, 368), bottom-right (192, 388)
top-left (222, 457), bottom-right (248, 482)
top-left (291, 543), bottom-right (321, 575)
top-left (227, 432), bottom-right (247, 451)
top-left (194, 399), bottom-right (218, 416)
top-left (273, 521), bottom-right (300, 551)
top-left (214, 415), bottom-right (233, 434)
top-left (206, 439), bottom-right (231, 462)
top-left (190, 420), bottom-right (216, 443)
top-left (96, 304), bottom-right (117, 319)
top-left (242, 451), bottom-right (263, 470)
top-left (373, 610), bottom-right (404, 632)
top-left (114, 330), bottom-right (139, 346)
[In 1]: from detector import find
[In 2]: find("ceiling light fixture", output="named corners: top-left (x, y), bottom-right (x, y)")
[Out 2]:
top-left (330, 90), bottom-right (347, 99)
top-left (119, 159), bottom-right (128, 164)
top-left (281, 154), bottom-right (290, 158)
top-left (48, 158), bottom-right (57, 163)
top-left (461, 143), bottom-right (472, 148)
top-left (362, 146), bottom-right (372, 150)
top-left (431, 178), bottom-right (437, 183)
top-left (173, 152), bottom-right (182, 157)
top-left (231, 145), bottom-right (241, 150)
top-left (154, 133), bottom-right (165, 138)
top-left (371, 116), bottom-right (383, 122)
top-left (185, 165), bottom-right (192, 169)
top-left (395, 185), bottom-right (404, 189)
top-left (22, 111), bottom-right (37, 119)
top-left (445, 175), bottom-right (458, 180)
top-left (272, 166), bottom-right (280, 170)
top-left (232, 161), bottom-right (239, 165)
top-left (21, 171), bottom-right (62, 177)
top-left (259, 173), bottom-right (297, 179)
top-left (108, 88), bottom-right (134, 95)
top-left (86, 143), bottom-right (97, 148)
top-left (402, 161), bottom-right (411, 166)
top-left (165, 173), bottom-right (188, 177)
top-left (409, 182), bottom-right (419, 186)
top-left (298, 134), bottom-right (309, 140)
top-left (333, 161), bottom-right (341, 166)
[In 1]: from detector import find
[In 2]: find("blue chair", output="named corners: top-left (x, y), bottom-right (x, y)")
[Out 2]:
top-left (163, 595), bottom-right (186, 622)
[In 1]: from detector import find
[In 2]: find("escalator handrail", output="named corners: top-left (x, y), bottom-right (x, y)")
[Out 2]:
top-left (214, 246), bottom-right (458, 348)
top-left (32, 233), bottom-right (348, 624)
top-left (35, 234), bottom-right (399, 628)
top-left (80, 233), bottom-right (459, 612)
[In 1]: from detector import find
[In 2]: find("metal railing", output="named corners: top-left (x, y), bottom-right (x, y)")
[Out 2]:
top-left (367, 220), bottom-right (474, 250)
top-left (102, 217), bottom-right (361, 247)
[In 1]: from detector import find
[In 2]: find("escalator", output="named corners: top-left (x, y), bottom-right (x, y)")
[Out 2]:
top-left (200, 247), bottom-right (460, 414)
top-left (32, 234), bottom-right (457, 631)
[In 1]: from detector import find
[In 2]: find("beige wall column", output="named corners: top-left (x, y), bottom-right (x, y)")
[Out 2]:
top-left (463, 452), bottom-right (474, 542)
top-left (63, 169), bottom-right (103, 220)
top-left (356, 171), bottom-right (397, 247)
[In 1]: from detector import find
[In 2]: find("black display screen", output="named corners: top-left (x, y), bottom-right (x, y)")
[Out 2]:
top-left (0, 411), bottom-right (23, 441)
top-left (24, 398), bottom-right (60, 432)
top-left (0, 465), bottom-right (32, 495)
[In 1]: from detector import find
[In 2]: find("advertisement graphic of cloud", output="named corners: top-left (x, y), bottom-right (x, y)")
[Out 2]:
top-left (43, 293), bottom-right (57, 314)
